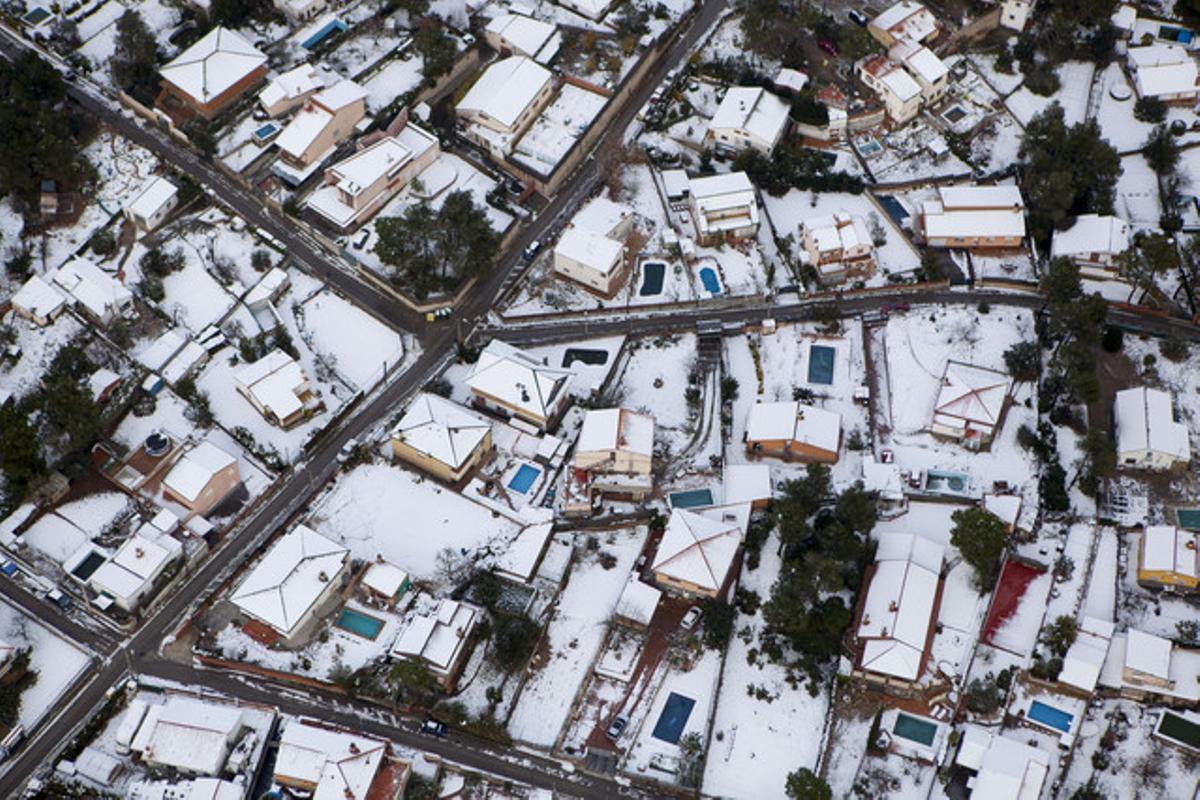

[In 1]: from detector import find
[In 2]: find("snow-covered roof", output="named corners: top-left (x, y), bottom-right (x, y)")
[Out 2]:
top-left (983, 494), bottom-right (1021, 528)
top-left (131, 697), bottom-right (244, 775)
top-left (485, 13), bottom-right (558, 62)
top-left (897, 43), bottom-right (947, 85)
top-left (329, 136), bottom-right (414, 197)
top-left (1114, 386), bottom-right (1190, 462)
top-left (160, 26), bottom-right (267, 105)
top-left (74, 746), bottom-right (122, 785)
top-left (275, 105), bottom-right (333, 160)
top-left (235, 349), bottom-right (309, 422)
top-left (392, 392), bottom-right (491, 470)
top-left (615, 573), bottom-right (661, 626)
top-left (362, 561), bottom-right (408, 598)
top-left (661, 168), bottom-right (689, 198)
top-left (971, 734), bottom-right (1050, 800)
top-left (10, 274), bottom-right (66, 320)
top-left (722, 463), bottom-right (771, 505)
top-left (162, 440), bottom-right (236, 504)
top-left (50, 257), bottom-right (132, 320)
top-left (862, 55), bottom-right (922, 101)
top-left (1110, 3), bottom-right (1136, 33)
top-left (1100, 631), bottom-right (1199, 702)
top-left (872, 1), bottom-right (937, 43)
top-left (571, 196), bottom-right (630, 238)
top-left (137, 329), bottom-right (188, 371)
top-left (276, 720), bottom-right (387, 800)
top-left (231, 525), bottom-right (349, 637)
top-left (1125, 628), bottom-right (1173, 679)
top-left (576, 408), bottom-right (654, 456)
top-left (313, 79), bottom-right (368, 112)
top-left (708, 86), bottom-right (790, 146)
top-left (456, 56), bottom-right (552, 130)
top-left (125, 176), bottom-right (178, 221)
top-left (652, 509), bottom-right (741, 592)
top-left (862, 459), bottom-right (904, 500)
top-left (243, 267), bottom-right (289, 309)
top-left (467, 340), bottom-right (574, 422)
top-left (89, 532), bottom-right (177, 605)
top-left (554, 225), bottom-right (624, 274)
top-left (923, 186), bottom-right (1026, 240)
top-left (1141, 525), bottom-right (1199, 579)
top-left (185, 778), bottom-right (242, 800)
top-left (1058, 616), bottom-right (1114, 694)
top-left (392, 599), bottom-right (477, 671)
top-left (1050, 214), bottom-right (1130, 260)
top-left (495, 521), bottom-right (553, 582)
top-left (774, 67), bottom-right (809, 93)
top-left (857, 533), bottom-right (943, 682)
top-left (1128, 44), bottom-right (1199, 99)
top-left (939, 185), bottom-right (1024, 209)
top-left (689, 171), bottom-right (756, 203)
top-left (745, 400), bottom-right (840, 453)
top-left (259, 63), bottom-right (326, 111)
top-left (933, 361), bottom-right (1011, 429)
top-left (803, 212), bottom-right (871, 254)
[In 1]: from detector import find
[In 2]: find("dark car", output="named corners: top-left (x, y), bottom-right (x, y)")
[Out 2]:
top-left (605, 715), bottom-right (628, 740)
top-left (421, 718), bottom-right (448, 737)
top-left (848, 9), bottom-right (868, 26)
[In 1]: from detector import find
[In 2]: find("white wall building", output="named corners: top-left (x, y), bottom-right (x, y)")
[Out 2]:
top-left (686, 172), bottom-right (760, 245)
top-left (50, 257), bottom-right (133, 325)
top-left (88, 532), bottom-right (181, 612)
top-left (124, 176), bottom-right (179, 232)
top-left (484, 13), bottom-right (561, 64)
top-left (1114, 386), bottom-right (1191, 470)
top-left (930, 361), bottom-right (1012, 448)
top-left (234, 349), bottom-right (316, 428)
top-left (130, 697), bottom-right (246, 775)
top-left (705, 86), bottom-right (791, 155)
top-left (466, 340), bottom-right (574, 430)
top-left (9, 274), bottom-right (66, 326)
top-left (259, 63), bottom-right (327, 117)
top-left (391, 599), bottom-right (479, 688)
top-left (1049, 214), bottom-right (1131, 276)
top-left (1127, 45), bottom-right (1200, 103)
top-left (456, 56), bottom-right (555, 156)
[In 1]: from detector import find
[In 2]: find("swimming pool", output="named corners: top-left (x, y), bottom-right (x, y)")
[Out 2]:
top-left (1177, 508), bottom-right (1200, 530)
top-left (640, 261), bottom-right (666, 296)
top-left (508, 463), bottom-right (541, 494)
top-left (561, 348), bottom-right (608, 368)
top-left (807, 345), bottom-right (836, 385)
top-left (1027, 700), bottom-right (1073, 733)
top-left (925, 469), bottom-right (969, 494)
top-left (892, 712), bottom-right (938, 747)
top-left (857, 137), bottom-right (883, 156)
top-left (1155, 710), bottom-right (1200, 750)
top-left (670, 488), bottom-right (715, 509)
top-left (698, 266), bottom-right (721, 295)
top-left (335, 608), bottom-right (385, 639)
top-left (70, 551), bottom-right (106, 581)
top-left (253, 123), bottom-right (280, 144)
top-left (302, 19), bottom-right (348, 49)
top-left (651, 692), bottom-right (695, 744)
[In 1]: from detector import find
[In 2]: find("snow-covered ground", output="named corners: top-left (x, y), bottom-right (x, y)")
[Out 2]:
top-left (1115, 154), bottom-right (1162, 231)
top-left (608, 334), bottom-right (698, 460)
top-left (0, 313), bottom-right (85, 405)
top-left (0, 599), bottom-right (92, 730)
top-left (363, 53), bottom-right (425, 113)
top-left (1004, 62), bottom-right (1093, 128)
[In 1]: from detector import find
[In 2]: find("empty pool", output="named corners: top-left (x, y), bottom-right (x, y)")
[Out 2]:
top-left (561, 348), bottom-right (608, 368)
top-left (651, 692), bottom-right (695, 744)
top-left (508, 463), bottom-right (541, 494)
top-left (892, 713), bottom-right (938, 747)
top-left (302, 18), bottom-right (348, 49)
top-left (670, 488), bottom-right (715, 509)
top-left (925, 469), bottom-right (969, 494)
top-left (698, 266), bottom-right (721, 295)
top-left (1027, 700), bottom-right (1073, 733)
top-left (640, 261), bottom-right (666, 296)
top-left (807, 345), bottom-right (836, 385)
top-left (70, 551), bottom-right (106, 581)
top-left (336, 608), bottom-right (385, 639)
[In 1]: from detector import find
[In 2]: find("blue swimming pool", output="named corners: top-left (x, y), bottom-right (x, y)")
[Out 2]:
top-left (893, 713), bottom-right (938, 747)
top-left (1028, 700), bottom-right (1073, 733)
top-left (335, 608), bottom-right (385, 639)
top-left (670, 488), bottom-right (715, 509)
top-left (652, 692), bottom-right (695, 744)
top-left (508, 463), bottom-right (541, 494)
top-left (640, 261), bottom-right (666, 296)
top-left (253, 123), bottom-right (279, 143)
top-left (302, 19), bottom-right (348, 49)
top-left (807, 345), bottom-right (836, 385)
top-left (699, 267), bottom-right (721, 295)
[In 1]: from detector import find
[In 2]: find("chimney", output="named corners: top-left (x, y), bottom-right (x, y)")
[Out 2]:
top-left (135, 547), bottom-right (145, 558)
top-left (349, 742), bottom-right (360, 754)
top-left (888, 601), bottom-right (898, 612)
top-left (319, 571), bottom-right (329, 582)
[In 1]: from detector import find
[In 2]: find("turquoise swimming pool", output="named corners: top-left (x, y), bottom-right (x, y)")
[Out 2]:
top-left (892, 712), bottom-right (938, 747)
top-left (807, 345), bottom-right (836, 385)
top-left (336, 608), bottom-right (385, 639)
top-left (1028, 700), bottom-right (1073, 733)
top-left (303, 19), bottom-right (347, 49)
top-left (509, 463), bottom-right (541, 494)
top-left (670, 488), bottom-right (715, 509)
top-left (699, 267), bottom-right (721, 295)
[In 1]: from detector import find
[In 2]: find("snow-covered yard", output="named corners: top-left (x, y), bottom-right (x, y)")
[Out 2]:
top-left (0, 599), bottom-right (92, 730)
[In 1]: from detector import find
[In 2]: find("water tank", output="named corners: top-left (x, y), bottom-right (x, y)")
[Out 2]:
top-left (144, 432), bottom-right (170, 457)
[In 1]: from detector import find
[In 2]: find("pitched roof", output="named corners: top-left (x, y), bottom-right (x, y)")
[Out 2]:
top-left (1141, 525), bottom-right (1199, 579)
top-left (554, 224), bottom-right (624, 274)
top-left (858, 533), bottom-right (943, 681)
top-left (576, 408), bottom-right (654, 456)
top-left (456, 56), bottom-right (552, 129)
top-left (708, 86), bottom-right (790, 147)
top-left (1128, 44), bottom-right (1199, 98)
top-left (276, 721), bottom-right (388, 800)
top-left (160, 26), bottom-right (267, 104)
top-left (651, 508), bottom-right (741, 592)
top-left (466, 340), bottom-right (574, 422)
top-left (258, 63), bottom-right (326, 111)
top-left (162, 440), bottom-right (236, 503)
top-left (231, 525), bottom-right (348, 637)
top-left (10, 274), bottom-right (66, 320)
top-left (125, 175), bottom-right (178, 220)
top-left (1125, 628), bottom-right (1173, 680)
top-left (1050, 214), bottom-right (1130, 259)
top-left (392, 392), bottom-right (491, 469)
top-left (1114, 386), bottom-right (1191, 461)
top-left (484, 13), bottom-right (558, 62)
top-left (972, 734), bottom-right (1051, 800)
top-left (933, 361), bottom-right (1011, 428)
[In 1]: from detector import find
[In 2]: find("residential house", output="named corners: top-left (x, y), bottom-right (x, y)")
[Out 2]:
top-left (161, 440), bottom-right (241, 518)
top-left (704, 86), bottom-right (791, 155)
top-left (686, 172), bottom-right (760, 245)
top-left (920, 185), bottom-right (1026, 249)
top-left (889, 40), bottom-right (949, 105)
top-left (721, 463), bottom-right (773, 510)
top-left (456, 56), bottom-right (556, 157)
top-left (1138, 525), bottom-right (1198, 591)
top-left (124, 176), bottom-right (179, 232)
top-left (614, 573), bottom-right (662, 629)
top-left (857, 54), bottom-right (923, 124)
top-left (233, 348), bottom-right (319, 429)
top-left (231, 524), bottom-right (350, 646)
top-left (800, 212), bottom-right (875, 284)
top-left (243, 267), bottom-right (290, 311)
top-left (273, 80), bottom-right (369, 185)
top-left (305, 121), bottom-right (440, 231)
top-left (361, 560), bottom-right (410, 606)
top-left (88, 368), bottom-right (122, 404)
top-left (774, 67), bottom-right (809, 95)
top-left (553, 224), bottom-right (627, 297)
top-left (868, 1), bottom-right (939, 47)
top-left (862, 458), bottom-right (908, 518)
top-left (494, 521), bottom-right (554, 584)
top-left (275, 720), bottom-right (409, 800)
top-left (50, 257), bottom-right (134, 325)
top-left (930, 361), bottom-right (1012, 449)
top-left (389, 392), bottom-right (494, 484)
top-left (130, 697), bottom-right (247, 775)
top-left (1110, 4), bottom-right (1137, 40)
top-left (391, 599), bottom-right (479, 689)
top-left (1127, 45), bottom-right (1200, 104)
top-left (259, 64), bottom-right (327, 117)
top-left (88, 531), bottom-right (181, 612)
top-left (555, 0), bottom-right (613, 22)
top-left (157, 27), bottom-right (268, 120)
top-left (982, 493), bottom-right (1022, 534)
top-left (1049, 214), bottom-right (1131, 277)
top-left (274, 0), bottom-right (327, 23)
top-left (852, 533), bottom-right (944, 690)
top-left (999, 0), bottom-right (1033, 31)
top-left (9, 274), bottom-right (66, 326)
top-left (651, 508), bottom-right (743, 598)
top-left (955, 731), bottom-right (1050, 800)
top-left (466, 340), bottom-right (574, 431)
top-left (1099, 628), bottom-right (1200, 704)
top-left (1114, 386), bottom-right (1191, 470)
top-left (573, 408), bottom-right (654, 503)
top-left (1059, 616), bottom-right (1115, 695)
top-left (484, 13), bottom-right (561, 64)
top-left (744, 400), bottom-right (841, 463)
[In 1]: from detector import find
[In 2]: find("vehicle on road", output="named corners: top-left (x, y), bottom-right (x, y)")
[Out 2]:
top-left (0, 561), bottom-right (17, 578)
top-left (605, 715), bottom-right (628, 740)
top-left (849, 9), bottom-right (868, 26)
top-left (46, 587), bottom-right (71, 610)
top-left (425, 307), bottom-right (452, 322)
top-left (681, 606), bottom-right (702, 630)
top-left (337, 439), bottom-right (360, 464)
top-left (884, 301), bottom-right (911, 312)
top-left (522, 240), bottom-right (541, 263)
top-left (421, 718), bottom-right (449, 737)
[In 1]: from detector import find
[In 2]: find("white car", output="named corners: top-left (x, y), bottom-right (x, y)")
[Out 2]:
top-left (336, 438), bottom-right (359, 464)
top-left (681, 606), bottom-right (702, 630)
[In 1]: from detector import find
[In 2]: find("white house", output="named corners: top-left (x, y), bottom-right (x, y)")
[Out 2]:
top-left (234, 349), bottom-right (317, 428)
top-left (258, 63), bottom-right (326, 117)
top-left (275, 720), bottom-right (401, 799)
top-left (391, 599), bottom-right (479, 689)
top-left (1059, 616), bottom-right (1115, 694)
top-left (868, 1), bottom-right (939, 47)
top-left (853, 533), bottom-right (943, 685)
top-left (554, 0), bottom-right (613, 21)
top-left (124, 176), bottom-right (179, 232)
top-left (231, 524), bottom-right (350, 645)
top-left (999, 0), bottom-right (1033, 32)
top-left (130, 697), bottom-right (246, 775)
top-left (857, 54), bottom-right (923, 123)
top-left (575, 408), bottom-right (654, 476)
top-left (552, 224), bottom-right (627, 297)
top-left (9, 274), bottom-right (66, 326)
top-left (687, 172), bottom-right (760, 245)
top-left (920, 185), bottom-right (1026, 249)
top-left (466, 340), bottom-right (574, 430)
top-left (800, 212), bottom-right (875, 284)
top-left (651, 508), bottom-right (742, 598)
top-left (930, 361), bottom-right (1012, 448)
top-left (1099, 628), bottom-right (1200, 703)
top-left (956, 731), bottom-right (1050, 800)
top-left (274, 0), bottom-right (327, 23)
top-left (273, 80), bottom-right (369, 185)
top-left (705, 86), bottom-right (791, 155)
top-left (889, 40), bottom-right (948, 104)
top-left (456, 57), bottom-right (555, 156)
top-left (157, 26), bottom-right (268, 119)
top-left (1114, 386), bottom-right (1191, 470)
top-left (88, 532), bottom-right (181, 612)
top-left (745, 400), bottom-right (842, 463)
top-left (1127, 45), bottom-right (1200, 103)
top-left (1050, 214), bottom-right (1131, 277)
top-left (50, 257), bottom-right (133, 325)
top-left (484, 13), bottom-right (561, 64)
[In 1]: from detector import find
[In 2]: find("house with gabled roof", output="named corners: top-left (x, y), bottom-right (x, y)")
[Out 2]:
top-left (1114, 386), bottom-right (1191, 471)
top-left (275, 720), bottom-right (409, 800)
top-left (1050, 214), bottom-right (1131, 277)
top-left (868, 1), bottom-right (939, 47)
top-left (390, 393), bottom-right (493, 484)
top-left (466, 340), bottom-right (574, 431)
top-left (273, 80), bottom-right (369, 185)
top-left (231, 524), bottom-right (349, 646)
top-left (484, 13), bottom-right (561, 64)
top-left (704, 86), bottom-right (791, 156)
top-left (234, 349), bottom-right (320, 429)
top-left (391, 598), bottom-right (479, 689)
top-left (651, 508), bottom-right (742, 598)
top-left (1138, 525), bottom-right (1198, 591)
top-left (456, 56), bottom-right (556, 158)
top-left (9, 274), bottom-right (66, 326)
top-left (161, 439), bottom-right (241, 518)
top-left (157, 26), bottom-right (268, 121)
top-left (930, 361), bottom-right (1012, 449)
top-left (744, 400), bottom-right (841, 463)
top-left (1127, 44), bottom-right (1200, 104)
top-left (259, 63), bottom-right (327, 117)
top-left (920, 185), bottom-right (1026, 249)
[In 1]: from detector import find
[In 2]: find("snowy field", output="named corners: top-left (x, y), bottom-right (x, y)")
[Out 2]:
top-left (508, 529), bottom-right (646, 746)
top-left (609, 334), bottom-right (697, 459)
top-left (1004, 62), bottom-right (1093, 128)
top-left (0, 314), bottom-right (85, 404)
top-left (0, 599), bottom-right (92, 730)
top-left (363, 54), bottom-right (425, 113)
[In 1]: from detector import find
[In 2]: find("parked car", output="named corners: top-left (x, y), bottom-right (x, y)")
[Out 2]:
top-left (817, 39), bottom-right (839, 56)
top-left (883, 301), bottom-right (910, 312)
top-left (605, 715), bottom-right (628, 740)
top-left (421, 718), bottom-right (449, 737)
top-left (46, 587), bottom-right (71, 611)
top-left (0, 561), bottom-right (16, 578)
top-left (848, 9), bottom-right (868, 26)
top-left (425, 306), bottom-right (452, 322)
top-left (681, 606), bottom-right (702, 630)
top-left (336, 438), bottom-right (360, 464)
top-left (522, 240), bottom-right (541, 263)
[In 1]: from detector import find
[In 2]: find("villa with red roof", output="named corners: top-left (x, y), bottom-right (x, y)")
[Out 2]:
top-left (930, 361), bottom-right (1012, 450)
